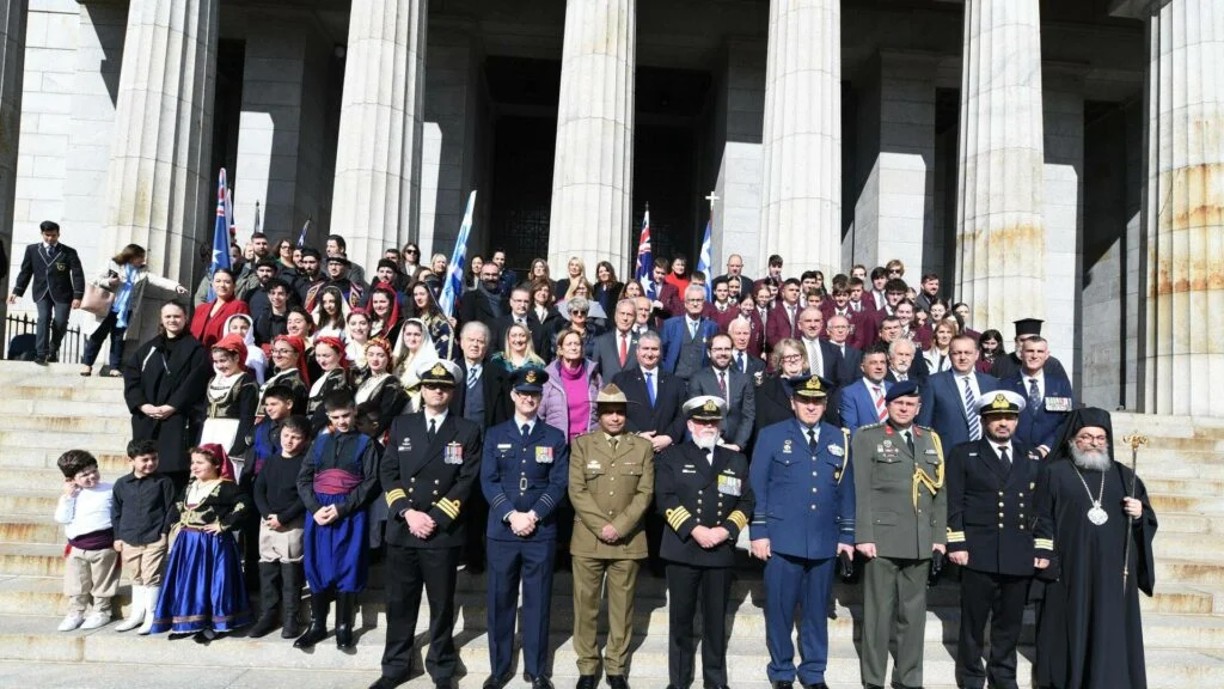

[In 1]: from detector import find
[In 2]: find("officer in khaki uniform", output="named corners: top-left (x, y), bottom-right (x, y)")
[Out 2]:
top-left (852, 380), bottom-right (947, 689)
top-left (569, 384), bottom-right (655, 689)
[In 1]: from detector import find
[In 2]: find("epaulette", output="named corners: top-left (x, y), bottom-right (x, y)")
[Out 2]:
top-left (859, 421), bottom-right (885, 430)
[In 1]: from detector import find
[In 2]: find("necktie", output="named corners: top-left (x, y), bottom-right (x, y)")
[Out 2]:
top-left (873, 385), bottom-right (887, 421)
top-left (427, 418), bottom-right (437, 443)
top-left (468, 365), bottom-right (480, 389)
top-left (736, 351), bottom-right (745, 373)
top-left (963, 377), bottom-right (982, 441)
top-left (903, 430), bottom-right (915, 456)
top-left (806, 428), bottom-right (819, 454)
top-left (645, 371), bottom-right (656, 407)
top-left (516, 317), bottom-right (525, 326)
top-left (717, 370), bottom-right (727, 399)
top-left (619, 334), bottom-right (628, 366)
top-left (689, 320), bottom-right (698, 339)
top-left (520, 423), bottom-right (530, 440)
top-left (999, 445), bottom-right (1011, 466)
top-left (1028, 378), bottom-right (1041, 410)
top-left (610, 436), bottom-right (619, 451)
top-left (808, 340), bottom-right (821, 375)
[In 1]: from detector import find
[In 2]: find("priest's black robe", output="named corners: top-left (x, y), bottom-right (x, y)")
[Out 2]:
top-left (1033, 459), bottom-right (1157, 689)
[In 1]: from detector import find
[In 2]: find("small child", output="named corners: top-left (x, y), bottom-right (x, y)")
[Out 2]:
top-left (111, 439), bottom-right (176, 633)
top-left (53, 450), bottom-right (118, 631)
top-left (294, 391), bottom-right (378, 651)
top-left (148, 444), bottom-right (252, 642)
top-left (249, 384), bottom-right (297, 477)
top-left (249, 415), bottom-right (311, 639)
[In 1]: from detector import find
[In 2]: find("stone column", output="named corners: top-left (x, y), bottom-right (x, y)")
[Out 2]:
top-left (1142, 0), bottom-right (1224, 415)
top-left (759, 0), bottom-right (841, 277)
top-left (330, 0), bottom-right (427, 273)
top-left (548, 0), bottom-right (635, 274)
top-left (954, 0), bottom-right (1045, 333)
top-left (1042, 71), bottom-right (1085, 385)
top-left (713, 38), bottom-right (765, 278)
top-left (103, 0), bottom-right (218, 284)
top-left (0, 0), bottom-right (26, 301)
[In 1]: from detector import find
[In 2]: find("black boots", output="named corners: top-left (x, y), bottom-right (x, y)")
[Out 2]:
top-left (293, 588), bottom-right (330, 649)
top-left (335, 592), bottom-right (357, 649)
top-left (280, 563), bottom-right (303, 638)
top-left (248, 563), bottom-right (282, 638)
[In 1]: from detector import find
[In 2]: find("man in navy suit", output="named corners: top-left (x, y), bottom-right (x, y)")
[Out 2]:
top-left (659, 284), bottom-right (719, 382)
top-left (1007, 337), bottom-right (1074, 457)
top-left (839, 345), bottom-right (891, 434)
top-left (687, 334), bottom-right (756, 452)
top-left (796, 307), bottom-right (846, 387)
top-left (918, 335), bottom-right (1000, 448)
top-left (9, 220), bottom-right (85, 364)
top-left (726, 318), bottom-right (766, 379)
top-left (612, 331), bottom-right (686, 453)
top-left (825, 314), bottom-right (863, 384)
top-left (593, 298), bottom-right (640, 381)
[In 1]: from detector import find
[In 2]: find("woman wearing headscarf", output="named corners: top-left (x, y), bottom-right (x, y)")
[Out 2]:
top-left (198, 334), bottom-right (260, 462)
top-left (224, 314), bottom-right (266, 384)
top-left (366, 285), bottom-right (403, 345)
top-left (123, 302), bottom-right (213, 491)
top-left (307, 335), bottom-right (352, 433)
top-left (262, 335), bottom-right (310, 413)
top-left (391, 318), bottom-right (438, 414)
top-left (353, 337), bottom-right (408, 434)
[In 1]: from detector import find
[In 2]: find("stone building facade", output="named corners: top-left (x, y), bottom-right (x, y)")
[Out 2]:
top-left (0, 0), bottom-right (1220, 416)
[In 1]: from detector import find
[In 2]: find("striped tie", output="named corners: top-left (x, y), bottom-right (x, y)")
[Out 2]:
top-left (963, 377), bottom-right (982, 441)
top-left (873, 385), bottom-right (887, 421)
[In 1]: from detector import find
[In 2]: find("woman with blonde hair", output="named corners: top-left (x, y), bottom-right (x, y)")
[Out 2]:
top-left (555, 256), bottom-right (587, 298)
top-left (490, 322), bottom-right (545, 373)
top-left (923, 318), bottom-right (959, 374)
top-left (354, 337), bottom-right (408, 432)
top-left (756, 337), bottom-right (812, 430)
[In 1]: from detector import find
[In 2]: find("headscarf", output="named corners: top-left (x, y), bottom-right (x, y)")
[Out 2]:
top-left (368, 285), bottom-right (402, 337)
top-left (197, 443), bottom-right (236, 482)
top-left (272, 334), bottom-right (311, 386)
top-left (315, 335), bottom-right (349, 369)
top-left (1047, 406), bottom-right (1115, 464)
top-left (224, 313), bottom-right (266, 384)
top-left (211, 333), bottom-right (248, 369)
top-left (394, 317), bottom-right (439, 388)
top-left (312, 284), bottom-right (351, 330)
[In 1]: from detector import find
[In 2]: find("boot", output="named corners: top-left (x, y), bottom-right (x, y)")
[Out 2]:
top-left (115, 585), bottom-right (145, 632)
top-left (247, 563), bottom-right (282, 638)
top-left (137, 586), bottom-right (160, 635)
top-left (334, 592), bottom-right (356, 649)
top-left (281, 563), bottom-right (303, 639)
top-left (293, 588), bottom-right (329, 649)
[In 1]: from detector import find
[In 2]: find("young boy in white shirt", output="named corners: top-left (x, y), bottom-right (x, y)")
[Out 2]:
top-left (53, 449), bottom-right (118, 631)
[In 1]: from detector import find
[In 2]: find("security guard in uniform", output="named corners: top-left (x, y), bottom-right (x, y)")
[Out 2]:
top-left (946, 391), bottom-right (1040, 689)
top-left (852, 380), bottom-right (947, 689)
top-left (656, 395), bottom-right (755, 689)
top-left (372, 360), bottom-right (482, 689)
top-left (569, 384), bottom-right (655, 689)
top-left (749, 375), bottom-right (855, 689)
top-left (480, 367), bottom-right (570, 689)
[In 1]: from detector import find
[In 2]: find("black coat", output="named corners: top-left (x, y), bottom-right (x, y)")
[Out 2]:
top-left (655, 442), bottom-right (754, 567)
top-left (123, 334), bottom-right (212, 473)
top-left (449, 359), bottom-right (511, 428)
top-left (612, 365), bottom-right (686, 443)
top-left (945, 438), bottom-right (1042, 576)
top-left (13, 242), bottom-right (85, 303)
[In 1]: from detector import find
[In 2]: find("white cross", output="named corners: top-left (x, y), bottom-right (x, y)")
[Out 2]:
top-left (705, 191), bottom-right (720, 215)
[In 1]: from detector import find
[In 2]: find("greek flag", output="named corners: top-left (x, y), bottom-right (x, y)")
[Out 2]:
top-left (439, 190), bottom-right (477, 318)
top-left (296, 218), bottom-right (312, 248)
top-left (205, 169), bottom-right (232, 301)
top-left (697, 219), bottom-right (713, 300)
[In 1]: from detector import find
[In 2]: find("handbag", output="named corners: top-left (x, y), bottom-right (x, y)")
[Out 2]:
top-left (80, 280), bottom-right (115, 318)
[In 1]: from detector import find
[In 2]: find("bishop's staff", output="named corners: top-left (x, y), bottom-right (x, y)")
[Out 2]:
top-left (1121, 432), bottom-right (1148, 592)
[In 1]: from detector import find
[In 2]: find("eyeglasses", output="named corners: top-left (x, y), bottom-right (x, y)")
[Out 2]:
top-left (571, 310), bottom-right (588, 316)
top-left (1075, 433), bottom-right (1109, 444)
top-left (781, 354), bottom-right (804, 362)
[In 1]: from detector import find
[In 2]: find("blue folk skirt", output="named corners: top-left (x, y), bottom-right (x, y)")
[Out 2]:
top-left (304, 492), bottom-right (368, 593)
top-left (148, 528), bottom-right (251, 634)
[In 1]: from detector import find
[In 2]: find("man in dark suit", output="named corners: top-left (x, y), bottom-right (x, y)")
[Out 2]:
top-left (797, 307), bottom-right (846, 388)
top-left (9, 220), bottom-right (85, 364)
top-left (918, 335), bottom-right (1000, 448)
top-left (612, 331), bottom-right (686, 453)
top-left (687, 334), bottom-right (756, 452)
top-left (714, 253), bottom-right (753, 295)
top-left (1007, 336), bottom-right (1074, 457)
top-left (884, 337), bottom-right (926, 386)
top-left (491, 286), bottom-right (545, 354)
top-left (374, 360), bottom-right (483, 689)
top-left (592, 298), bottom-right (640, 381)
top-left (660, 284), bottom-right (720, 383)
top-left (825, 314), bottom-right (862, 382)
top-left (726, 317), bottom-right (766, 379)
top-left (459, 262), bottom-right (509, 327)
top-left (765, 278), bottom-right (802, 349)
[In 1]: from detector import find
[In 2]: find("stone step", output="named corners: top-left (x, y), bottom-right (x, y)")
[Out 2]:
top-left (1145, 477), bottom-right (1224, 497)
top-left (1159, 558), bottom-right (1224, 585)
top-left (0, 429), bottom-right (129, 454)
top-left (7, 384), bottom-right (128, 405)
top-left (1148, 492), bottom-right (1224, 515)
top-left (2, 449), bottom-right (129, 471)
top-left (0, 414), bottom-right (130, 436)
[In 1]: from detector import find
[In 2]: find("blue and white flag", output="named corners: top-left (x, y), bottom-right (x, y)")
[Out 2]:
top-left (206, 169), bottom-right (232, 301)
top-left (296, 218), bottom-right (312, 248)
top-left (439, 190), bottom-right (477, 318)
top-left (697, 219), bottom-right (713, 300)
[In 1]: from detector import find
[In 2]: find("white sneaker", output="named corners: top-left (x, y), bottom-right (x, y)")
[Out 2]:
top-left (80, 611), bottom-right (110, 629)
top-left (57, 613), bottom-right (84, 632)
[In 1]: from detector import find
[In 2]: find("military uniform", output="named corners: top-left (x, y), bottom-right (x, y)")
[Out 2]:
top-left (376, 361), bottom-right (483, 688)
top-left (568, 387), bottom-right (655, 684)
top-left (947, 391), bottom-right (1041, 689)
top-left (480, 368), bottom-right (571, 687)
top-left (656, 397), bottom-right (755, 689)
top-left (749, 376), bottom-right (855, 688)
top-left (853, 381), bottom-right (947, 689)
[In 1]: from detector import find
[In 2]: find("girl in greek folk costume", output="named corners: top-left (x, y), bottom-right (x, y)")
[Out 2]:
top-left (392, 318), bottom-right (438, 414)
top-left (198, 334), bottom-right (259, 462)
top-left (354, 337), bottom-right (408, 435)
top-left (308, 336), bottom-right (352, 433)
top-left (224, 313), bottom-right (266, 384)
top-left (261, 335), bottom-right (310, 413)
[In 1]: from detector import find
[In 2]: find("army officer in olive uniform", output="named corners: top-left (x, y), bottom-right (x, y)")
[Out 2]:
top-left (750, 375), bottom-right (855, 689)
top-left (569, 384), bottom-right (655, 689)
top-left (656, 395), bottom-right (754, 689)
top-left (852, 380), bottom-right (947, 689)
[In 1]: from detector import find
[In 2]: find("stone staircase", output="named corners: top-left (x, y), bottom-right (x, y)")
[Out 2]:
top-left (0, 361), bottom-right (1222, 688)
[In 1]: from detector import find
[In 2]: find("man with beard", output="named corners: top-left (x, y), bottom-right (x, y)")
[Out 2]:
top-left (292, 247), bottom-right (324, 303)
top-left (460, 261), bottom-right (509, 327)
top-left (656, 396), bottom-right (754, 689)
top-left (1031, 407), bottom-right (1157, 689)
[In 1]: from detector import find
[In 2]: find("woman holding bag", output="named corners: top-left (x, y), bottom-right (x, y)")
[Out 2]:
top-left (81, 244), bottom-right (187, 377)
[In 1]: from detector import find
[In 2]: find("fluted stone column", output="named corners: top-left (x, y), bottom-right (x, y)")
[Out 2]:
top-left (759, 0), bottom-right (841, 277)
top-left (103, 0), bottom-right (218, 284)
top-left (954, 0), bottom-right (1045, 333)
top-left (330, 0), bottom-right (427, 273)
top-left (1142, 0), bottom-right (1224, 415)
top-left (0, 0), bottom-right (26, 299)
top-left (548, 0), bottom-right (635, 274)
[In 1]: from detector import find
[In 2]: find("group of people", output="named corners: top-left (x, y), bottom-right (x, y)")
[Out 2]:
top-left (30, 222), bottom-right (1157, 689)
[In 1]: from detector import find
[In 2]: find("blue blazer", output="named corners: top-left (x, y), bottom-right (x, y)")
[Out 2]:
top-left (749, 419), bottom-right (855, 560)
top-left (1008, 371), bottom-right (1074, 450)
top-left (839, 379), bottom-right (889, 434)
top-left (917, 371), bottom-right (1000, 448)
top-left (480, 418), bottom-right (570, 541)
top-left (659, 315), bottom-right (719, 375)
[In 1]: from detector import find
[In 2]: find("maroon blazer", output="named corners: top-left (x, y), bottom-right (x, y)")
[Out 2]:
top-left (765, 302), bottom-right (800, 349)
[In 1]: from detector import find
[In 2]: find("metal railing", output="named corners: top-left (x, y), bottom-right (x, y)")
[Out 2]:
top-left (4, 312), bottom-right (84, 362)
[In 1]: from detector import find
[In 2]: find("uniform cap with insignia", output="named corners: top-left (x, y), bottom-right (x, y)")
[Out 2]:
top-left (791, 374), bottom-right (833, 399)
top-left (977, 390), bottom-right (1026, 416)
top-left (510, 366), bottom-right (549, 393)
top-left (885, 379), bottom-right (920, 403)
top-left (683, 395), bottom-right (726, 421)
top-left (417, 359), bottom-right (460, 387)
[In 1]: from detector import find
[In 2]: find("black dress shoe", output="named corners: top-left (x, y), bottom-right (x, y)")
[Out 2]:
top-left (803, 683), bottom-right (829, 689)
top-left (483, 674), bottom-right (512, 689)
top-left (434, 681), bottom-right (453, 689)
top-left (33, 356), bottom-right (47, 366)
top-left (771, 682), bottom-right (794, 689)
top-left (531, 676), bottom-right (555, 689)
top-left (575, 676), bottom-right (597, 689)
top-left (367, 676), bottom-right (407, 689)
top-left (607, 675), bottom-right (629, 689)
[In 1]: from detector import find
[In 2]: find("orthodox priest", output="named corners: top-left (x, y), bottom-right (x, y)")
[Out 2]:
top-left (1032, 407), bottom-right (1157, 689)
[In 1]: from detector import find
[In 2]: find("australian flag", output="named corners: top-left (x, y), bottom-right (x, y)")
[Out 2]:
top-left (205, 169), bottom-right (232, 301)
top-left (635, 209), bottom-right (652, 291)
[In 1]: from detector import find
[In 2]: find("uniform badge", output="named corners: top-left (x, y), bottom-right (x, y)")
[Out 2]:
top-left (1045, 397), bottom-right (1072, 412)
top-left (883, 439), bottom-right (893, 448)
top-left (496, 443), bottom-right (512, 452)
top-left (828, 444), bottom-right (844, 457)
top-left (444, 442), bottom-right (463, 465)
top-left (925, 449), bottom-right (937, 455)
top-left (682, 463), bottom-right (696, 474)
top-left (535, 447), bottom-right (554, 464)
top-left (56, 263), bottom-right (65, 272)
top-left (399, 438), bottom-right (412, 451)
top-left (586, 460), bottom-right (602, 471)
top-left (782, 439), bottom-right (793, 454)
top-left (717, 475), bottom-right (742, 497)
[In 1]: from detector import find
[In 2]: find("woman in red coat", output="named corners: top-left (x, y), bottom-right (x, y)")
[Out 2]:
top-left (191, 268), bottom-right (250, 349)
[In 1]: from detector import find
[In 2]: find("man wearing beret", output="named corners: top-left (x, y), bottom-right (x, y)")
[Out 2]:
top-left (946, 390), bottom-right (1041, 689)
top-left (479, 367), bottom-right (570, 689)
top-left (852, 380), bottom-right (947, 689)
top-left (750, 375), bottom-right (855, 689)
top-left (656, 395), bottom-right (755, 689)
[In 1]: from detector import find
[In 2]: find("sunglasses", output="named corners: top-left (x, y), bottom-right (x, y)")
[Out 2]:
top-left (405, 248), bottom-right (419, 255)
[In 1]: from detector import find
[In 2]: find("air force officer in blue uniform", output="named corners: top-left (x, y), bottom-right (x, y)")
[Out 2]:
top-left (749, 375), bottom-right (855, 689)
top-left (480, 367), bottom-right (570, 689)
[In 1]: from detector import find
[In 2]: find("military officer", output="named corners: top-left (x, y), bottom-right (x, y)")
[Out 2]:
top-left (569, 384), bottom-right (656, 689)
top-left (852, 380), bottom-right (947, 689)
top-left (372, 360), bottom-right (482, 689)
top-left (656, 395), bottom-right (755, 689)
top-left (749, 375), bottom-right (855, 689)
top-left (946, 391), bottom-right (1040, 689)
top-left (480, 367), bottom-right (571, 689)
